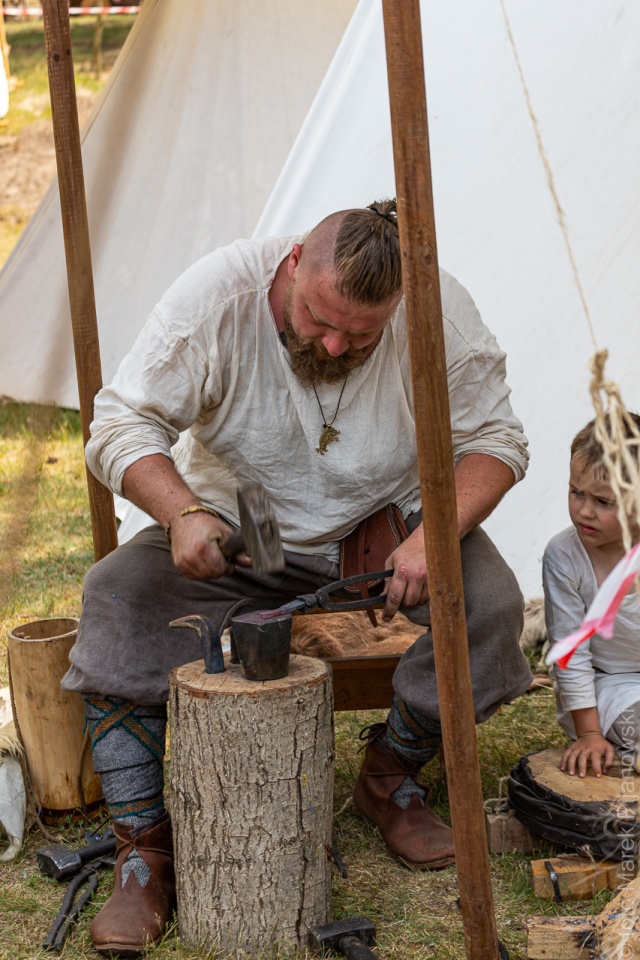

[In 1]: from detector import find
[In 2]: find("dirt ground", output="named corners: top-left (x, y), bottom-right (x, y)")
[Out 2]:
top-left (0, 89), bottom-right (97, 257)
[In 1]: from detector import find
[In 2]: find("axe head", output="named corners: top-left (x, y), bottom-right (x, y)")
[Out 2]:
top-left (237, 483), bottom-right (285, 576)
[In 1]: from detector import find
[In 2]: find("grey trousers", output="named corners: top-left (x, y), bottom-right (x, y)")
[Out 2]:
top-left (62, 523), bottom-right (532, 725)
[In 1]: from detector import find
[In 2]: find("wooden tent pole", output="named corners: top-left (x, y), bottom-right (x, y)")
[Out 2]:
top-left (41, 0), bottom-right (117, 562)
top-left (381, 2), bottom-right (501, 958)
top-left (0, 7), bottom-right (10, 89)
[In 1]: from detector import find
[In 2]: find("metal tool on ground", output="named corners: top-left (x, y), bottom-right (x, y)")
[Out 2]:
top-left (220, 482), bottom-right (285, 575)
top-left (309, 917), bottom-right (378, 959)
top-left (42, 857), bottom-right (115, 952)
top-left (37, 830), bottom-right (115, 880)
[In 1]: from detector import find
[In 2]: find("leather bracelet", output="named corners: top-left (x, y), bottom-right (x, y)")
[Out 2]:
top-left (164, 505), bottom-right (220, 543)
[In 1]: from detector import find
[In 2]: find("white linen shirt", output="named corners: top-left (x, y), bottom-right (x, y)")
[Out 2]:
top-left (86, 235), bottom-right (528, 561)
top-left (543, 525), bottom-right (640, 737)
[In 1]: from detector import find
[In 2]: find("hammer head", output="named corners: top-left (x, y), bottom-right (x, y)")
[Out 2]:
top-left (308, 917), bottom-right (376, 955)
top-left (37, 844), bottom-right (82, 880)
top-left (237, 482), bottom-right (285, 576)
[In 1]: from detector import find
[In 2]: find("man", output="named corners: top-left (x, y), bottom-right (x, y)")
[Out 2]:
top-left (63, 200), bottom-right (532, 955)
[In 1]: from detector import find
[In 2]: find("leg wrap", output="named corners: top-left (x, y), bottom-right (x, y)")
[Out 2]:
top-left (387, 695), bottom-right (442, 767)
top-left (386, 696), bottom-right (442, 810)
top-left (85, 697), bottom-right (166, 827)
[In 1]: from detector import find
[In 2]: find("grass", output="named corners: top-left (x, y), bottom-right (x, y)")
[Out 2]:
top-left (2, 15), bottom-right (136, 137)
top-left (0, 398), bottom-right (614, 960)
top-left (0, 13), bottom-right (136, 268)
top-left (0, 402), bottom-right (90, 682)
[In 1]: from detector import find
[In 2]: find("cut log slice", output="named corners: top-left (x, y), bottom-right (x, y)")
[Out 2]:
top-left (509, 748), bottom-right (640, 861)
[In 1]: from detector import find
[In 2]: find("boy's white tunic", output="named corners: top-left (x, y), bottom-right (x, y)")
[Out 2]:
top-left (87, 236), bottom-right (528, 563)
top-left (544, 525), bottom-right (640, 739)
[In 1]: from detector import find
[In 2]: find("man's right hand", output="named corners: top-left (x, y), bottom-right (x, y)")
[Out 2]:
top-left (169, 511), bottom-right (252, 580)
top-left (122, 454), bottom-right (252, 580)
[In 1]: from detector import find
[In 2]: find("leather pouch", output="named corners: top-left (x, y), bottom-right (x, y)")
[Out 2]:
top-left (339, 503), bottom-right (409, 626)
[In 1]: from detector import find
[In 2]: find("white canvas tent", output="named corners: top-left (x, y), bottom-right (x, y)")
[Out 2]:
top-left (0, 0), bottom-right (357, 407)
top-left (2, 0), bottom-right (640, 601)
top-left (256, 0), bottom-right (640, 599)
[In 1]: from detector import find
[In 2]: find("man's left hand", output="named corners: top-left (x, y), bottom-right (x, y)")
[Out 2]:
top-left (381, 526), bottom-right (429, 621)
top-left (379, 454), bottom-right (515, 621)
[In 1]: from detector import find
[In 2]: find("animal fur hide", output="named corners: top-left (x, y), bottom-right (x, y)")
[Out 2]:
top-left (290, 611), bottom-right (422, 659)
top-left (519, 597), bottom-right (546, 654)
top-left (0, 722), bottom-right (21, 759)
top-left (290, 598), bottom-right (548, 663)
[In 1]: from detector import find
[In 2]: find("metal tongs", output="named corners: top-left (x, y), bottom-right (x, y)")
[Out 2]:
top-left (259, 569), bottom-right (394, 620)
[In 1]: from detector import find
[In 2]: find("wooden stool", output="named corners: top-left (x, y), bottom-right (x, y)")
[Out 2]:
top-left (169, 653), bottom-right (334, 956)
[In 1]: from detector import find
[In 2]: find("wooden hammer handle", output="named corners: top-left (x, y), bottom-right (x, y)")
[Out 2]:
top-left (220, 530), bottom-right (245, 559)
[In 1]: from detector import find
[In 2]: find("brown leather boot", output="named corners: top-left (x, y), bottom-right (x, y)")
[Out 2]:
top-left (352, 723), bottom-right (455, 869)
top-left (90, 812), bottom-right (176, 957)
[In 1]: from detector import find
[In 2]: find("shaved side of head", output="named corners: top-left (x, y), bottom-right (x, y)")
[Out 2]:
top-left (300, 200), bottom-right (402, 306)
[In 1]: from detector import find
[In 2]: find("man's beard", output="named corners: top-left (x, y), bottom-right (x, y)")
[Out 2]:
top-left (282, 284), bottom-right (376, 387)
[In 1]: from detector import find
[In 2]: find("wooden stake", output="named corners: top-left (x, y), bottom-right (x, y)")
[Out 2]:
top-left (41, 0), bottom-right (117, 562)
top-left (0, 6), bottom-right (10, 89)
top-left (92, 14), bottom-right (104, 79)
top-left (381, 2), bottom-right (500, 957)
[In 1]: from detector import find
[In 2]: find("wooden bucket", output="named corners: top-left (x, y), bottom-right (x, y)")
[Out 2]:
top-left (8, 617), bottom-right (103, 818)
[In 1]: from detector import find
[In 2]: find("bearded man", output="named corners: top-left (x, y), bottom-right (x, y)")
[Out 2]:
top-left (62, 200), bottom-right (532, 956)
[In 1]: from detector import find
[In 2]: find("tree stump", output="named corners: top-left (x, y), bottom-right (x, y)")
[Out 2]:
top-left (169, 653), bottom-right (334, 956)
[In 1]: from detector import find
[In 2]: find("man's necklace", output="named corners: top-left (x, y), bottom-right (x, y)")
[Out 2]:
top-left (313, 376), bottom-right (349, 455)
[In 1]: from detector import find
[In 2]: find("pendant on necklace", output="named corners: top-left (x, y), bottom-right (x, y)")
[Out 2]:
top-left (316, 423), bottom-right (340, 455)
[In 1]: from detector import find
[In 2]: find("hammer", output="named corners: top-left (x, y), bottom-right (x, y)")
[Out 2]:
top-left (220, 482), bottom-right (284, 575)
top-left (37, 834), bottom-right (116, 881)
top-left (308, 917), bottom-right (378, 959)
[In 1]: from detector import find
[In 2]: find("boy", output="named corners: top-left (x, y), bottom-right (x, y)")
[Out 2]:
top-left (543, 415), bottom-right (640, 778)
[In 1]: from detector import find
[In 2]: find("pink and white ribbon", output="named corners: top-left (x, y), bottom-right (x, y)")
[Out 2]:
top-left (547, 542), bottom-right (640, 669)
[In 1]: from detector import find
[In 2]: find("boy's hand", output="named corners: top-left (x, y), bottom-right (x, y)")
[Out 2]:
top-left (561, 734), bottom-right (616, 778)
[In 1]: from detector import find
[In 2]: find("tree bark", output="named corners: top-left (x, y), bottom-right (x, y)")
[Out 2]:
top-left (169, 654), bottom-right (334, 956)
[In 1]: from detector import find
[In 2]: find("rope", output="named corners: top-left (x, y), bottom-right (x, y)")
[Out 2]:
top-left (498, 0), bottom-right (598, 353)
top-left (589, 352), bottom-right (640, 555)
top-left (500, 1), bottom-right (640, 573)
